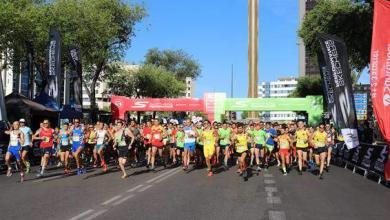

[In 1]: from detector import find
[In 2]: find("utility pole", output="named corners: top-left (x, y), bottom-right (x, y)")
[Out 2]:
top-left (248, 0), bottom-right (259, 118)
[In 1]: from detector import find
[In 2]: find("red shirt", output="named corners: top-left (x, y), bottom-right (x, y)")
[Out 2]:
top-left (151, 125), bottom-right (164, 147)
top-left (39, 128), bottom-right (54, 148)
top-left (143, 127), bottom-right (152, 145)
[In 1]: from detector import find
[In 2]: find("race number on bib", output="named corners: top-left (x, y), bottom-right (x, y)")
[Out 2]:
top-left (73, 135), bottom-right (80, 142)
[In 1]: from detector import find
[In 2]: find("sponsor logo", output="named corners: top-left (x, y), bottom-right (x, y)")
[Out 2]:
top-left (114, 100), bottom-right (123, 108)
top-left (384, 94), bottom-right (390, 106)
top-left (133, 101), bottom-right (149, 108)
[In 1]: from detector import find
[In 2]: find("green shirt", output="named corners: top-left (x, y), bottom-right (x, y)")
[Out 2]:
top-left (218, 128), bottom-right (231, 145)
top-left (253, 129), bottom-right (267, 145)
top-left (176, 131), bottom-right (184, 148)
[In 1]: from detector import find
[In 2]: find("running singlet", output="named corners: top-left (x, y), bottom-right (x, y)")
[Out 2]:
top-left (236, 134), bottom-right (248, 153)
top-left (203, 129), bottom-right (216, 147)
top-left (19, 127), bottom-right (32, 146)
top-left (96, 130), bottom-right (107, 145)
top-left (115, 129), bottom-right (127, 147)
top-left (143, 127), bottom-right (152, 145)
top-left (176, 131), bottom-right (184, 148)
top-left (218, 128), bottom-right (231, 145)
top-left (313, 131), bottom-right (327, 148)
top-left (151, 126), bottom-right (164, 147)
top-left (184, 126), bottom-right (196, 144)
top-left (40, 128), bottom-right (54, 148)
top-left (265, 128), bottom-right (277, 146)
top-left (296, 130), bottom-right (309, 148)
top-left (87, 131), bottom-right (96, 144)
top-left (169, 129), bottom-right (177, 144)
top-left (196, 128), bottom-right (203, 145)
top-left (59, 129), bottom-right (69, 146)
top-left (253, 129), bottom-right (266, 145)
top-left (9, 130), bottom-right (21, 147)
top-left (279, 135), bottom-right (290, 149)
top-left (72, 127), bottom-right (83, 146)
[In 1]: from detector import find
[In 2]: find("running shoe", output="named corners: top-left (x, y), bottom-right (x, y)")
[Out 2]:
top-left (77, 168), bottom-right (81, 176)
top-left (208, 171), bottom-right (213, 177)
top-left (283, 172), bottom-right (287, 176)
top-left (20, 173), bottom-right (24, 183)
top-left (56, 162), bottom-right (62, 167)
top-left (256, 166), bottom-right (262, 171)
top-left (121, 174), bottom-right (128, 179)
top-left (6, 168), bottom-right (12, 177)
top-left (242, 170), bottom-right (248, 178)
top-left (299, 170), bottom-right (303, 175)
top-left (103, 164), bottom-right (108, 172)
top-left (319, 174), bottom-right (324, 180)
top-left (82, 168), bottom-right (87, 174)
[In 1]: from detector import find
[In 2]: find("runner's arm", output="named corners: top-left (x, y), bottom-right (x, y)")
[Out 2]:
top-left (19, 132), bottom-right (25, 146)
top-left (32, 129), bottom-right (41, 141)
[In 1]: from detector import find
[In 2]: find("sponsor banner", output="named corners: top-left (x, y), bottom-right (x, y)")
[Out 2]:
top-left (0, 73), bottom-right (7, 121)
top-left (370, 0), bottom-right (390, 181)
top-left (68, 47), bottom-right (82, 111)
top-left (354, 93), bottom-right (368, 120)
top-left (111, 96), bottom-right (204, 120)
top-left (318, 54), bottom-right (337, 124)
top-left (341, 128), bottom-right (360, 150)
top-left (45, 28), bottom-right (61, 105)
top-left (318, 34), bottom-right (358, 130)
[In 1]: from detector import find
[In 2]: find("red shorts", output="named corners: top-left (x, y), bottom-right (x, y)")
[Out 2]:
top-left (279, 148), bottom-right (290, 158)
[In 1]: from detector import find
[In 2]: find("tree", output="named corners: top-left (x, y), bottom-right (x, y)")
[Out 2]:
top-left (144, 48), bottom-right (201, 80)
top-left (299, 0), bottom-right (373, 72)
top-left (106, 64), bottom-right (185, 98)
top-left (241, 111), bottom-right (249, 120)
top-left (289, 76), bottom-right (323, 98)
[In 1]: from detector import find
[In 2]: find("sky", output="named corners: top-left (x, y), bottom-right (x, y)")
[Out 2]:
top-left (124, 0), bottom-right (370, 98)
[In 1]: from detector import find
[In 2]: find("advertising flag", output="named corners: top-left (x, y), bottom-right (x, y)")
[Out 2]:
top-left (318, 54), bottom-right (337, 124)
top-left (68, 47), bottom-right (82, 111)
top-left (45, 28), bottom-right (61, 105)
top-left (318, 34), bottom-right (359, 149)
top-left (370, 0), bottom-right (390, 181)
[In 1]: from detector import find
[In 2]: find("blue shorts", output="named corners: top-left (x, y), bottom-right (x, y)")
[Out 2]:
top-left (8, 146), bottom-right (21, 161)
top-left (255, 144), bottom-right (263, 149)
top-left (95, 144), bottom-right (105, 151)
top-left (184, 143), bottom-right (195, 152)
top-left (72, 142), bottom-right (83, 153)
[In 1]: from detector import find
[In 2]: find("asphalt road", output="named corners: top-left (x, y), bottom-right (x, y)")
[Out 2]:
top-left (0, 163), bottom-right (389, 220)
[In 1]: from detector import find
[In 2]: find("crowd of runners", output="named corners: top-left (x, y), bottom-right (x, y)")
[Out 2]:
top-left (4, 117), bottom-right (343, 182)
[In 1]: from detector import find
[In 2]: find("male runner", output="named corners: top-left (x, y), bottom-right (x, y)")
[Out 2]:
top-left (246, 123), bottom-right (256, 167)
top-left (58, 123), bottom-right (71, 174)
top-left (312, 124), bottom-right (327, 179)
top-left (264, 122), bottom-right (277, 169)
top-left (295, 121), bottom-right (310, 175)
top-left (252, 122), bottom-right (267, 171)
top-left (218, 121), bottom-right (232, 170)
top-left (195, 122), bottom-right (204, 168)
top-left (175, 125), bottom-right (185, 164)
top-left (142, 121), bottom-right (152, 168)
top-left (71, 118), bottom-right (85, 175)
top-left (201, 120), bottom-right (218, 176)
top-left (183, 119), bottom-right (197, 170)
top-left (278, 125), bottom-right (292, 175)
top-left (150, 119), bottom-right (165, 170)
top-left (95, 121), bottom-right (110, 171)
top-left (113, 120), bottom-right (134, 178)
top-left (33, 119), bottom-right (56, 177)
top-left (5, 121), bottom-right (25, 182)
top-left (232, 123), bottom-right (250, 178)
top-left (325, 123), bottom-right (334, 171)
top-left (19, 118), bottom-right (32, 174)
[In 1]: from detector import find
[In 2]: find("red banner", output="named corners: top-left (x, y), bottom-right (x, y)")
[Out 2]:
top-left (111, 96), bottom-right (204, 120)
top-left (370, 0), bottom-right (390, 181)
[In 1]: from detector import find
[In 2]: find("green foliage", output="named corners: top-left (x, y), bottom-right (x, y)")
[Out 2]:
top-left (106, 64), bottom-right (185, 98)
top-left (144, 48), bottom-right (201, 80)
top-left (241, 111), bottom-right (248, 120)
top-left (299, 0), bottom-right (373, 72)
top-left (289, 76), bottom-right (323, 98)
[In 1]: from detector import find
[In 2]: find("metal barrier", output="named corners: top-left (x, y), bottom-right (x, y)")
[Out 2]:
top-left (332, 142), bottom-right (388, 184)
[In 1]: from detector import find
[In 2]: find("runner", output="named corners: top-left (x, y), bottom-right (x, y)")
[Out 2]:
top-left (325, 123), bottom-right (334, 171)
top-left (113, 120), bottom-right (134, 178)
top-left (95, 121), bottom-right (110, 172)
top-left (295, 121), bottom-right (310, 175)
top-left (312, 124), bottom-right (327, 179)
top-left (278, 125), bottom-right (292, 175)
top-left (150, 119), bottom-right (165, 170)
top-left (175, 124), bottom-right (185, 165)
top-left (5, 121), bottom-right (25, 182)
top-left (58, 123), bottom-right (71, 174)
top-left (195, 122), bottom-right (204, 168)
top-left (218, 121), bottom-right (232, 170)
top-left (33, 119), bottom-right (56, 177)
top-left (86, 124), bottom-right (97, 167)
top-left (18, 118), bottom-right (32, 174)
top-left (167, 122), bottom-right (177, 165)
top-left (212, 121), bottom-right (220, 165)
top-left (232, 123), bottom-right (250, 178)
top-left (264, 122), bottom-right (277, 170)
top-left (252, 122), bottom-right (267, 171)
top-left (70, 118), bottom-right (85, 175)
top-left (129, 120), bottom-right (141, 166)
top-left (142, 121), bottom-right (152, 168)
top-left (201, 120), bottom-right (217, 176)
top-left (183, 119), bottom-right (197, 170)
top-left (246, 123), bottom-right (256, 167)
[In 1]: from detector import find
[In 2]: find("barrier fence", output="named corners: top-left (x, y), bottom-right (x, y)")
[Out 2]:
top-left (332, 142), bottom-right (388, 184)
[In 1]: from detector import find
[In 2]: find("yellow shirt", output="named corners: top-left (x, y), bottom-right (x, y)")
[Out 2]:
top-left (313, 131), bottom-right (327, 148)
top-left (296, 130), bottom-right (308, 148)
top-left (202, 129), bottom-right (215, 148)
top-left (279, 135), bottom-right (290, 149)
top-left (236, 134), bottom-right (248, 153)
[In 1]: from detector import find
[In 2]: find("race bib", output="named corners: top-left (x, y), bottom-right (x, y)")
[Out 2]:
top-left (205, 140), bottom-right (212, 145)
top-left (153, 133), bottom-right (161, 140)
top-left (62, 139), bottom-right (69, 146)
top-left (43, 137), bottom-right (50, 143)
top-left (146, 134), bottom-right (151, 140)
top-left (73, 135), bottom-right (80, 142)
top-left (10, 138), bottom-right (18, 146)
top-left (97, 139), bottom-right (104, 145)
top-left (317, 141), bottom-right (325, 147)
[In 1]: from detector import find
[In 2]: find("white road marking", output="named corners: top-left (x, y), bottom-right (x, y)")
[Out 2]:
top-left (83, 209), bottom-right (107, 220)
top-left (137, 185), bottom-right (153, 192)
top-left (264, 179), bottom-right (276, 184)
top-left (32, 175), bottom-right (63, 183)
top-left (69, 209), bottom-right (94, 220)
top-left (265, 186), bottom-right (278, 193)
top-left (263, 173), bottom-right (274, 178)
top-left (268, 211), bottom-right (286, 220)
top-left (112, 194), bottom-right (135, 206)
top-left (267, 196), bottom-right (282, 204)
top-left (126, 184), bottom-right (144, 193)
top-left (154, 169), bottom-right (181, 183)
top-left (146, 167), bottom-right (180, 183)
top-left (101, 195), bottom-right (122, 205)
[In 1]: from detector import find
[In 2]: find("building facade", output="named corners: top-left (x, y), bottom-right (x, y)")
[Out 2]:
top-left (298, 0), bottom-right (320, 77)
top-left (183, 77), bottom-right (195, 98)
top-left (258, 77), bottom-right (298, 122)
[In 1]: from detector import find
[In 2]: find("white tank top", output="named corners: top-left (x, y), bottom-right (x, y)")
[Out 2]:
top-left (9, 131), bottom-right (20, 147)
top-left (96, 130), bottom-right (107, 145)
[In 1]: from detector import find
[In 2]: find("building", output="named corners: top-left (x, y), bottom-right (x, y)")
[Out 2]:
top-left (0, 52), bottom-right (14, 96)
top-left (183, 77), bottom-right (195, 98)
top-left (298, 0), bottom-right (320, 77)
top-left (258, 77), bottom-right (298, 122)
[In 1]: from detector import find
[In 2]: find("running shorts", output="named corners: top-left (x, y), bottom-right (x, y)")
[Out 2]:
top-left (236, 150), bottom-right (248, 157)
top-left (118, 147), bottom-right (129, 158)
top-left (255, 144), bottom-right (263, 149)
top-left (72, 144), bottom-right (83, 153)
top-left (296, 147), bottom-right (308, 152)
top-left (265, 144), bottom-right (274, 152)
top-left (8, 146), bottom-right (21, 161)
top-left (184, 143), bottom-right (195, 152)
top-left (21, 145), bottom-right (29, 152)
top-left (279, 148), bottom-right (290, 158)
top-left (95, 144), bottom-right (105, 151)
top-left (219, 144), bottom-right (228, 149)
top-left (247, 143), bottom-right (253, 149)
top-left (41, 147), bottom-right (53, 156)
top-left (203, 145), bottom-right (215, 158)
top-left (60, 145), bottom-right (71, 152)
top-left (314, 147), bottom-right (327, 155)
